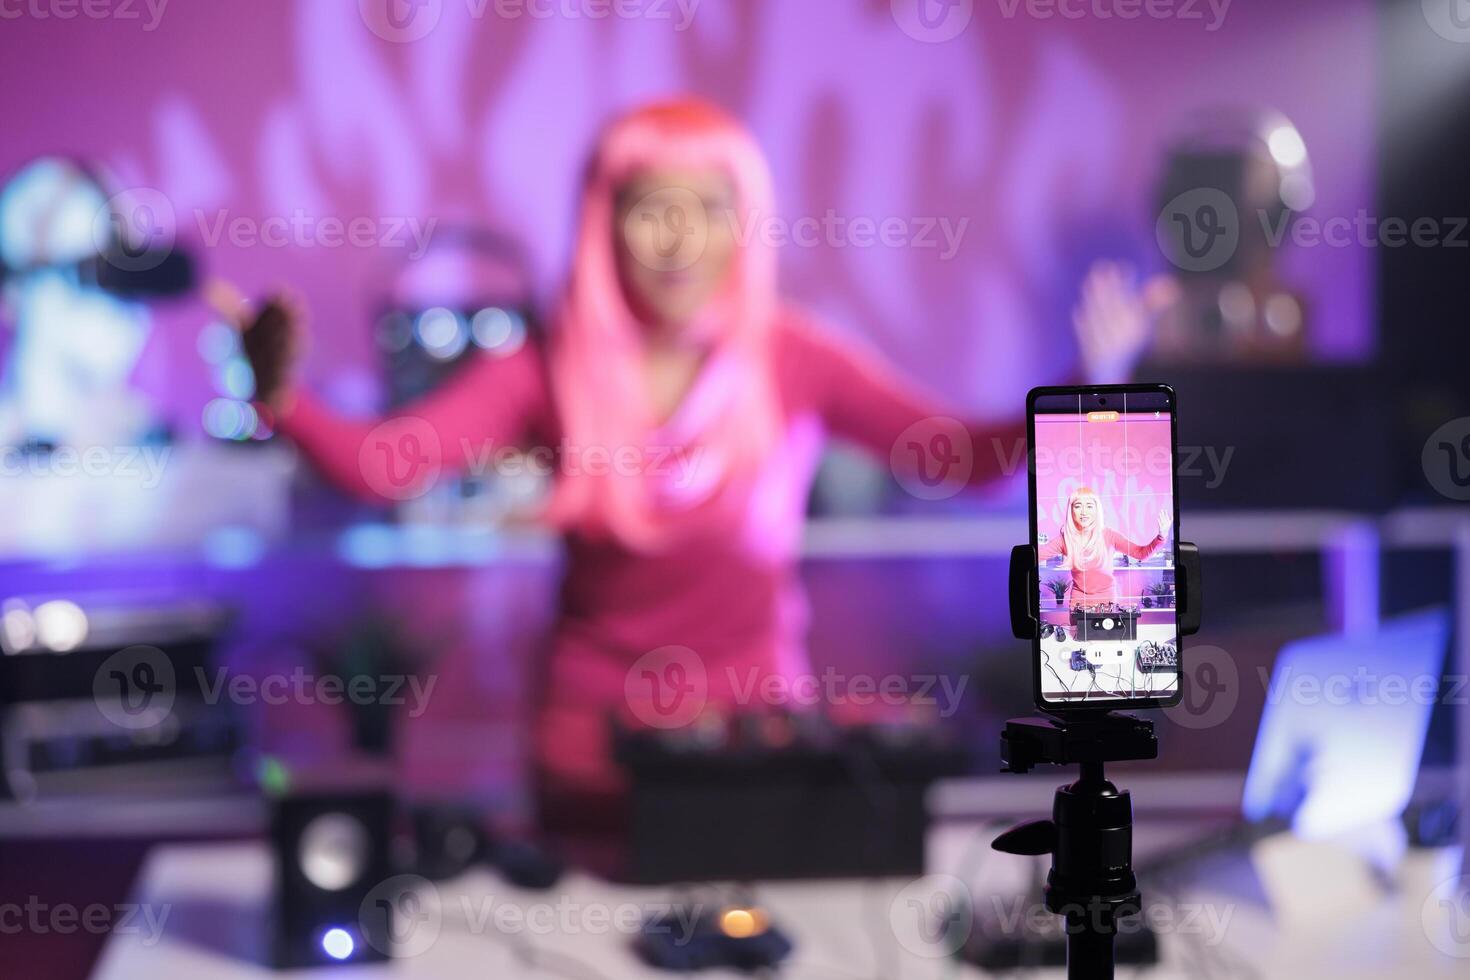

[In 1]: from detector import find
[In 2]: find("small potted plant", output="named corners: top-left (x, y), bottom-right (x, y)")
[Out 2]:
top-left (1044, 578), bottom-right (1071, 607)
top-left (1144, 582), bottom-right (1175, 609)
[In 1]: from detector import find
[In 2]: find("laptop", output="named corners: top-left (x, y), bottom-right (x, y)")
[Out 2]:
top-left (1241, 607), bottom-right (1450, 841)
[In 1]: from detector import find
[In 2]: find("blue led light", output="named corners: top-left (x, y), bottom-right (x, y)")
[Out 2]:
top-left (197, 320), bottom-right (240, 365)
top-left (337, 523), bottom-right (399, 569)
top-left (321, 927), bottom-right (355, 961)
top-left (202, 525), bottom-right (266, 569)
top-left (220, 356), bottom-right (257, 400)
top-left (202, 397), bottom-right (259, 441)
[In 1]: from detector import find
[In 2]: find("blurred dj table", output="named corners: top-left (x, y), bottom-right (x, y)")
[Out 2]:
top-left (91, 821), bottom-right (1469, 979)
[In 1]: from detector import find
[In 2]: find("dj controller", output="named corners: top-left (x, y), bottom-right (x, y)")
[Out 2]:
top-left (614, 711), bottom-right (968, 882)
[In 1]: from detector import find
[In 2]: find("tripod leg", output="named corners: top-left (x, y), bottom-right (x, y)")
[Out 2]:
top-left (1065, 913), bottom-right (1115, 980)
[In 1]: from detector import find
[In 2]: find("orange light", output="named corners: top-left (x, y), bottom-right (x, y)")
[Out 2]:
top-left (1086, 411), bottom-right (1119, 422)
top-left (718, 907), bottom-right (768, 939)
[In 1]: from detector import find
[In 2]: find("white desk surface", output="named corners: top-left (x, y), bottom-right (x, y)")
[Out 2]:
top-left (91, 823), bottom-right (1469, 979)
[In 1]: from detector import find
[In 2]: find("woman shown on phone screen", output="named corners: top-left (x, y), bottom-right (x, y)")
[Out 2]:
top-left (1040, 486), bottom-right (1172, 608)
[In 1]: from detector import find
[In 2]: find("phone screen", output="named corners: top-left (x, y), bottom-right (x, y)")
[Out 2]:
top-left (1030, 387), bottom-right (1181, 707)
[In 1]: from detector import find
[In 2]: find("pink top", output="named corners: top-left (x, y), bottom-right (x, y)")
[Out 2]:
top-left (1038, 527), bottom-right (1165, 607)
top-left (277, 309), bottom-right (1023, 791)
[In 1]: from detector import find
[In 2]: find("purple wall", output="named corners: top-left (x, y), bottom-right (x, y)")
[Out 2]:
top-left (0, 0), bottom-right (1376, 438)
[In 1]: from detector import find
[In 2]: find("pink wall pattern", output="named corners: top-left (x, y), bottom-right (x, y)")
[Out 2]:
top-left (0, 0), bottom-right (1376, 438)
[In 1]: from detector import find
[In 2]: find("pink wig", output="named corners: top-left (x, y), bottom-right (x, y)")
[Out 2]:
top-left (544, 99), bottom-right (782, 549)
top-left (1061, 486), bottom-right (1107, 570)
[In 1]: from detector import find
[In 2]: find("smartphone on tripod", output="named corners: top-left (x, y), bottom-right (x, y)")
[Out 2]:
top-left (1027, 384), bottom-right (1182, 710)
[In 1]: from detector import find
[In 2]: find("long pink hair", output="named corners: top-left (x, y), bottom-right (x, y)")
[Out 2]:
top-left (543, 99), bottom-right (782, 549)
top-left (1061, 486), bottom-right (1107, 570)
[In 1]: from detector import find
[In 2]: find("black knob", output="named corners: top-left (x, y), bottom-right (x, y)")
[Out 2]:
top-left (991, 819), bottom-right (1058, 857)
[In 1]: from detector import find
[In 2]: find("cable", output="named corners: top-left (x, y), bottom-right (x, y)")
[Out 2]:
top-left (1043, 659), bottom-right (1074, 700)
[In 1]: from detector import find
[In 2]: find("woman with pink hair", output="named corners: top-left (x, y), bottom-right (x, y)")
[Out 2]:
top-left (234, 99), bottom-right (1156, 818)
top-left (1040, 486), bottom-right (1172, 607)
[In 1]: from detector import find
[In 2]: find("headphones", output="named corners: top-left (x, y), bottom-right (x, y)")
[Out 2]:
top-left (0, 156), bottom-right (193, 299)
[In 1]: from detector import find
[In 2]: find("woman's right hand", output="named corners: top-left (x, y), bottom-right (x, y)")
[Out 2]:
top-left (206, 280), bottom-right (304, 412)
top-left (1072, 262), bottom-right (1179, 384)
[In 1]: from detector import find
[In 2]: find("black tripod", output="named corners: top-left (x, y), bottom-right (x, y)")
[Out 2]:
top-left (985, 542), bottom-right (1202, 980)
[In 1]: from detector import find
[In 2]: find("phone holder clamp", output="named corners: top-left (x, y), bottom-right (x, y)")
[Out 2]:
top-left (988, 540), bottom-right (1203, 980)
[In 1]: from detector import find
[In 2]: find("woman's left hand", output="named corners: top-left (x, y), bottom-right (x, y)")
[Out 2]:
top-left (1072, 261), bottom-right (1177, 384)
top-left (1158, 508), bottom-right (1174, 536)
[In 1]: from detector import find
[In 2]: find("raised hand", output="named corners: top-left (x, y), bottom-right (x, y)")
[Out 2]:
top-left (1158, 508), bottom-right (1174, 536)
top-left (206, 280), bottom-right (304, 411)
top-left (1072, 261), bottom-right (1178, 384)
